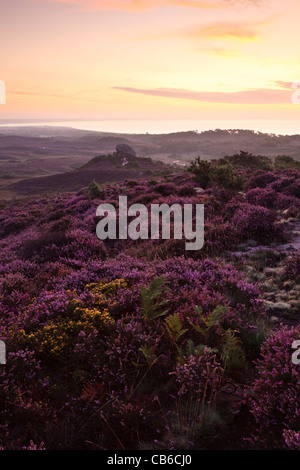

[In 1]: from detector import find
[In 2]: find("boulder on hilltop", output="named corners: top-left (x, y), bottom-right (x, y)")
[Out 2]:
top-left (115, 143), bottom-right (136, 158)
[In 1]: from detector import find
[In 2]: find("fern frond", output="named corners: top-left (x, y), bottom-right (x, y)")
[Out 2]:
top-left (165, 313), bottom-right (188, 344)
top-left (188, 305), bottom-right (223, 336)
top-left (221, 329), bottom-right (247, 370)
top-left (139, 345), bottom-right (158, 367)
top-left (140, 276), bottom-right (170, 323)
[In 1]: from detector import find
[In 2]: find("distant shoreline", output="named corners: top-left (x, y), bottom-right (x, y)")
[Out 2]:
top-left (0, 119), bottom-right (299, 136)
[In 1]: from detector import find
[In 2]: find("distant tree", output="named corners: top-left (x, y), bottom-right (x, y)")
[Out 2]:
top-left (187, 156), bottom-right (212, 189)
top-left (188, 156), bottom-right (243, 190)
top-left (221, 151), bottom-right (273, 171)
top-left (211, 163), bottom-right (244, 191)
top-left (274, 155), bottom-right (300, 169)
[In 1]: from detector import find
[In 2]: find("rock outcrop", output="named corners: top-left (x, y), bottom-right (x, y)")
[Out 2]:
top-left (115, 144), bottom-right (136, 158)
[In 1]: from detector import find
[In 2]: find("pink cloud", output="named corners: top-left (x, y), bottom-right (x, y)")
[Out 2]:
top-left (273, 81), bottom-right (293, 90)
top-left (113, 86), bottom-right (291, 104)
top-left (193, 22), bottom-right (258, 40)
top-left (47, 0), bottom-right (260, 12)
top-left (143, 15), bottom-right (276, 44)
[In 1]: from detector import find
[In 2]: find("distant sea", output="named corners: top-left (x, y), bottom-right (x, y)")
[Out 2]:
top-left (0, 119), bottom-right (299, 136)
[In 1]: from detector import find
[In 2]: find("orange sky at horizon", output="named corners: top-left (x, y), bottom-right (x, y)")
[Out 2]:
top-left (1, 0), bottom-right (300, 131)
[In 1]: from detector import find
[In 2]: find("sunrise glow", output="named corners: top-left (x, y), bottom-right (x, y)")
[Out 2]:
top-left (1, 0), bottom-right (300, 132)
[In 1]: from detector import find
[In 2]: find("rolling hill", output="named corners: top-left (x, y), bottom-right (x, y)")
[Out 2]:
top-left (8, 152), bottom-right (175, 196)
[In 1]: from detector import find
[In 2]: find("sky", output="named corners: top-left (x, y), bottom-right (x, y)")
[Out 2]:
top-left (1, 0), bottom-right (300, 132)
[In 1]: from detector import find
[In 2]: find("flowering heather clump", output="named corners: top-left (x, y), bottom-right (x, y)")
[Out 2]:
top-left (286, 180), bottom-right (300, 198)
top-left (21, 441), bottom-right (46, 451)
top-left (149, 182), bottom-right (176, 196)
top-left (12, 304), bottom-right (113, 358)
top-left (275, 193), bottom-right (300, 213)
top-left (131, 192), bottom-right (161, 206)
top-left (97, 315), bottom-right (161, 396)
top-left (171, 349), bottom-right (224, 398)
top-left (246, 326), bottom-right (300, 449)
top-left (283, 251), bottom-right (300, 281)
top-left (246, 187), bottom-right (278, 209)
top-left (232, 204), bottom-right (279, 243)
top-left (177, 184), bottom-right (197, 197)
top-left (245, 171), bottom-right (277, 190)
top-left (283, 430), bottom-right (300, 450)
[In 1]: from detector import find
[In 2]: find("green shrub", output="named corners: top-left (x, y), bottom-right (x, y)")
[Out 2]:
top-left (211, 163), bottom-right (244, 190)
top-left (187, 157), bottom-right (212, 189)
top-left (274, 155), bottom-right (300, 169)
top-left (221, 151), bottom-right (273, 171)
top-left (88, 180), bottom-right (105, 199)
top-left (188, 157), bottom-right (243, 190)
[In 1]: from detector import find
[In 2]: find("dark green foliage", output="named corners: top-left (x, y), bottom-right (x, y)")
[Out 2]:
top-left (140, 276), bottom-right (170, 323)
top-left (187, 156), bottom-right (212, 189)
top-left (211, 163), bottom-right (244, 190)
top-left (274, 155), bottom-right (300, 169)
top-left (187, 156), bottom-right (243, 190)
top-left (126, 179), bottom-right (140, 187)
top-left (220, 151), bottom-right (273, 171)
top-left (126, 160), bottom-right (140, 169)
top-left (165, 312), bottom-right (188, 345)
top-left (221, 329), bottom-right (247, 371)
top-left (178, 184), bottom-right (196, 197)
top-left (189, 306), bottom-right (247, 371)
top-left (88, 180), bottom-right (105, 199)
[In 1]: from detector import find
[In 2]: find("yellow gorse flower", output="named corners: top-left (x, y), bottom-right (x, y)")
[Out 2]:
top-left (85, 279), bottom-right (127, 296)
top-left (11, 306), bottom-right (114, 357)
top-left (8, 279), bottom-right (127, 358)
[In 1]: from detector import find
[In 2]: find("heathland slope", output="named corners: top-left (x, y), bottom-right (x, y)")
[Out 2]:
top-left (8, 153), bottom-right (175, 195)
top-left (1, 126), bottom-right (300, 177)
top-left (0, 156), bottom-right (299, 450)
